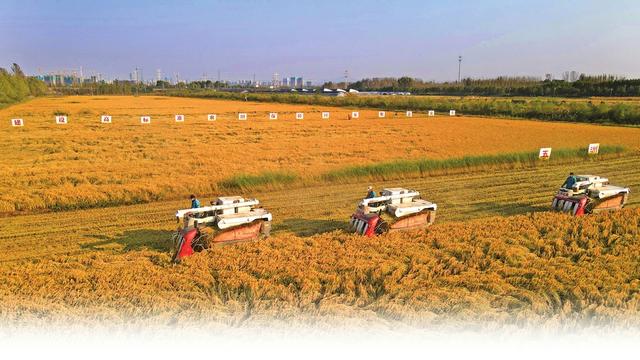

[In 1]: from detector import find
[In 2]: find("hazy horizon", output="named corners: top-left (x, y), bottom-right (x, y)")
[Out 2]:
top-left (1, 0), bottom-right (639, 83)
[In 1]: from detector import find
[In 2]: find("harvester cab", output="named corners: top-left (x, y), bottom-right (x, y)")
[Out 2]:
top-left (172, 196), bottom-right (272, 262)
top-left (552, 175), bottom-right (630, 216)
top-left (350, 188), bottom-right (437, 236)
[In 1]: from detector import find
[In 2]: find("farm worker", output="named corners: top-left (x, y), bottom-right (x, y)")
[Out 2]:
top-left (190, 194), bottom-right (201, 208)
top-left (562, 172), bottom-right (577, 189)
top-left (366, 186), bottom-right (376, 199)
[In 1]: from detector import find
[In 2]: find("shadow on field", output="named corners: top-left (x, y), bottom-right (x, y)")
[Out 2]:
top-left (274, 218), bottom-right (349, 237)
top-left (470, 201), bottom-right (549, 217)
top-left (82, 230), bottom-right (174, 252)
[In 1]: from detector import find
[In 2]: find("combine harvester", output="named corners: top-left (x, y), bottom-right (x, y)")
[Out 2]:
top-left (172, 196), bottom-right (272, 262)
top-left (350, 188), bottom-right (437, 236)
top-left (552, 175), bottom-right (630, 216)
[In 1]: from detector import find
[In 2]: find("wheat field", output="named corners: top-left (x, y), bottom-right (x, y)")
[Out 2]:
top-left (1, 95), bottom-right (640, 213)
top-left (0, 151), bottom-right (638, 327)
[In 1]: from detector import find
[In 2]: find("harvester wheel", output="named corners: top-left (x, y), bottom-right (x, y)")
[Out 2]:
top-left (374, 219), bottom-right (390, 235)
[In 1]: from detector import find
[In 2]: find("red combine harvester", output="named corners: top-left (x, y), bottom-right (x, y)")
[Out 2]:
top-left (350, 188), bottom-right (437, 236)
top-left (172, 196), bottom-right (272, 262)
top-left (552, 175), bottom-right (630, 216)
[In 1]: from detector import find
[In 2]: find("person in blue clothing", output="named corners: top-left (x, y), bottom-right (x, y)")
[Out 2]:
top-left (562, 172), bottom-right (577, 189)
top-left (365, 186), bottom-right (376, 199)
top-left (190, 194), bottom-right (201, 208)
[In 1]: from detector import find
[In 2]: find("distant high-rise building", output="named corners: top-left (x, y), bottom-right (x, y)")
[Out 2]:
top-left (305, 80), bottom-right (312, 87)
top-left (289, 76), bottom-right (296, 88)
top-left (272, 72), bottom-right (280, 87)
top-left (282, 77), bottom-right (288, 86)
top-left (296, 77), bottom-right (303, 87)
top-left (562, 70), bottom-right (580, 82)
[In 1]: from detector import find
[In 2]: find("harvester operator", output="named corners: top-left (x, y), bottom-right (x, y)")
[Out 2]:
top-left (562, 172), bottom-right (577, 189)
top-left (366, 186), bottom-right (376, 199)
top-left (190, 194), bottom-right (201, 208)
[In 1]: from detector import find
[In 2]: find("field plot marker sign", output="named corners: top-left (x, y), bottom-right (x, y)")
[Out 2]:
top-left (11, 118), bottom-right (24, 127)
top-left (295, 112), bottom-right (304, 120)
top-left (449, 110), bottom-right (456, 116)
top-left (55, 115), bottom-right (68, 124)
top-left (406, 111), bottom-right (413, 118)
top-left (378, 111), bottom-right (386, 118)
top-left (539, 147), bottom-right (552, 160)
top-left (351, 111), bottom-right (359, 119)
top-left (140, 116), bottom-right (151, 124)
top-left (101, 115), bottom-right (112, 124)
top-left (428, 110), bottom-right (435, 117)
top-left (238, 113), bottom-right (247, 120)
top-left (322, 112), bottom-right (330, 119)
top-left (269, 112), bottom-right (278, 120)
top-left (588, 143), bottom-right (600, 155)
top-left (175, 114), bottom-right (184, 122)
top-left (207, 114), bottom-right (217, 121)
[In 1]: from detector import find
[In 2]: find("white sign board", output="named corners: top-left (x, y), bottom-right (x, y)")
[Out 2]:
top-left (321, 112), bottom-right (330, 119)
top-left (449, 110), bottom-right (456, 116)
top-left (406, 111), bottom-right (413, 117)
top-left (207, 114), bottom-right (217, 121)
top-left (11, 118), bottom-right (24, 127)
top-left (175, 114), bottom-right (184, 122)
top-left (351, 111), bottom-right (359, 119)
top-left (269, 112), bottom-right (278, 120)
top-left (428, 110), bottom-right (435, 117)
top-left (588, 143), bottom-right (600, 154)
top-left (140, 116), bottom-right (151, 124)
top-left (238, 113), bottom-right (247, 120)
top-left (55, 115), bottom-right (68, 124)
top-left (295, 112), bottom-right (304, 120)
top-left (539, 147), bottom-right (552, 160)
top-left (101, 115), bottom-right (112, 124)
top-left (378, 111), bottom-right (386, 118)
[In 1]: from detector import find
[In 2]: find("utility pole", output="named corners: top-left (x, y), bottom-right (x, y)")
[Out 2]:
top-left (458, 56), bottom-right (462, 83)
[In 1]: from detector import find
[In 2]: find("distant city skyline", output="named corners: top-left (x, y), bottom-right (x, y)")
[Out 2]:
top-left (2, 0), bottom-right (640, 82)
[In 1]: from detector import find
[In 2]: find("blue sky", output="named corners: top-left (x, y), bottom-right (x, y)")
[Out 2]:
top-left (1, 0), bottom-right (639, 82)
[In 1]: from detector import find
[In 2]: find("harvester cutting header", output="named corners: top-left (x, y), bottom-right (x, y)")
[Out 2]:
top-left (172, 196), bottom-right (272, 262)
top-left (350, 188), bottom-right (437, 236)
top-left (552, 174), bottom-right (630, 216)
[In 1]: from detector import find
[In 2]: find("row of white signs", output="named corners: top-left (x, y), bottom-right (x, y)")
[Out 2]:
top-left (9, 110), bottom-right (457, 126)
top-left (538, 143), bottom-right (600, 158)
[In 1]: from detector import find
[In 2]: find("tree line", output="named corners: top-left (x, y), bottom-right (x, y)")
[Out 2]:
top-left (0, 63), bottom-right (48, 108)
top-left (343, 75), bottom-right (640, 97)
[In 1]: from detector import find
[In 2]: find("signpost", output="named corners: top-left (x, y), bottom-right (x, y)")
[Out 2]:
top-left (55, 115), bottom-right (68, 124)
top-left (101, 115), bottom-right (112, 124)
top-left (207, 114), bottom-right (217, 121)
top-left (539, 147), bottom-right (552, 160)
top-left (11, 118), bottom-right (24, 127)
top-left (588, 143), bottom-right (600, 155)
top-left (378, 111), bottom-right (386, 118)
top-left (269, 112), bottom-right (278, 120)
top-left (175, 115), bottom-right (184, 122)
top-left (321, 112), bottom-right (330, 119)
top-left (406, 111), bottom-right (413, 117)
top-left (449, 110), bottom-right (456, 116)
top-left (428, 110), bottom-right (435, 117)
top-left (351, 111), bottom-right (359, 119)
top-left (295, 112), bottom-right (304, 120)
top-left (140, 116), bottom-right (151, 124)
top-left (238, 113), bottom-right (247, 120)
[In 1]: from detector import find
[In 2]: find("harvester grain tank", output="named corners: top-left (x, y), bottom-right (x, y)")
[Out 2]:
top-left (172, 196), bottom-right (272, 262)
top-left (552, 175), bottom-right (630, 216)
top-left (350, 188), bottom-right (437, 236)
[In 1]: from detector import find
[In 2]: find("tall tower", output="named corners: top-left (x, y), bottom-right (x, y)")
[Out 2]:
top-left (458, 56), bottom-right (462, 83)
top-left (272, 72), bottom-right (279, 87)
top-left (344, 70), bottom-right (349, 88)
top-left (156, 69), bottom-right (162, 82)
